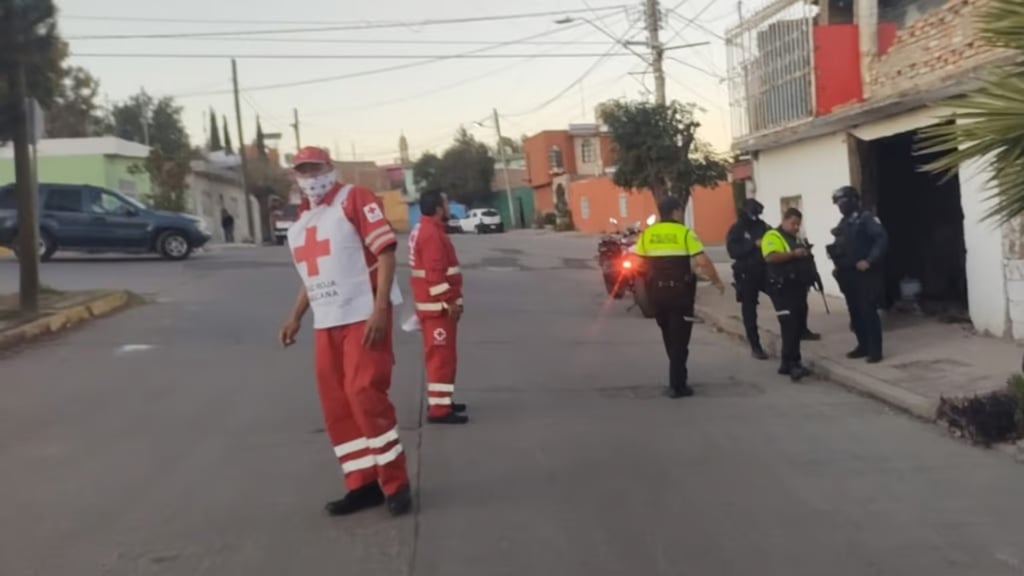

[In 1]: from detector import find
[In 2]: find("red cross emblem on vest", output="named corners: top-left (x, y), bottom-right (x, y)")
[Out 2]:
top-left (293, 226), bottom-right (331, 277)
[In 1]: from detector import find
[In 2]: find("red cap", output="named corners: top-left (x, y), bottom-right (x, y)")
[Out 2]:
top-left (291, 146), bottom-right (332, 168)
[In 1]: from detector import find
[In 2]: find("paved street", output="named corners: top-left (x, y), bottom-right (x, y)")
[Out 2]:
top-left (2, 232), bottom-right (1024, 575)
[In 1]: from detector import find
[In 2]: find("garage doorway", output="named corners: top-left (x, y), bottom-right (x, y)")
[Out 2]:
top-left (848, 127), bottom-right (968, 320)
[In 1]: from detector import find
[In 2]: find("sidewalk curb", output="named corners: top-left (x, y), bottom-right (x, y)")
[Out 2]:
top-left (0, 290), bottom-right (135, 351)
top-left (695, 301), bottom-right (941, 422)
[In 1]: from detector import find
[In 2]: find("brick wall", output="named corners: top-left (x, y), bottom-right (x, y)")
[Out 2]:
top-left (869, 0), bottom-right (1012, 100)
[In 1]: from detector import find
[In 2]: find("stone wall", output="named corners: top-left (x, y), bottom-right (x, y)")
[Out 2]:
top-left (868, 0), bottom-right (1012, 100)
top-left (1002, 215), bottom-right (1024, 340)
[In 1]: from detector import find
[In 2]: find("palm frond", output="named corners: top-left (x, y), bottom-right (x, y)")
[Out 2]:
top-left (916, 0), bottom-right (1024, 223)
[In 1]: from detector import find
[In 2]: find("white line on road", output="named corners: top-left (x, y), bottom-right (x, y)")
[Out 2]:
top-left (114, 344), bottom-right (156, 355)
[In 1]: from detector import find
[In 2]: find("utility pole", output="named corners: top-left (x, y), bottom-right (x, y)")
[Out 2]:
top-left (290, 108), bottom-right (301, 149)
top-left (12, 64), bottom-right (39, 313)
top-left (492, 108), bottom-right (517, 229)
top-left (645, 0), bottom-right (667, 105)
top-left (231, 58), bottom-right (257, 244)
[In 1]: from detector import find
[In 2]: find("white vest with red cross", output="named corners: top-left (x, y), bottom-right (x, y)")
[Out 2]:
top-left (287, 185), bottom-right (402, 329)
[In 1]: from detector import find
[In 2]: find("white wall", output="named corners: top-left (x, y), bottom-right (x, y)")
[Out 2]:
top-left (960, 156), bottom-right (1009, 338)
top-left (187, 174), bottom-right (260, 244)
top-left (755, 107), bottom-right (1010, 337)
top-left (752, 131), bottom-right (851, 295)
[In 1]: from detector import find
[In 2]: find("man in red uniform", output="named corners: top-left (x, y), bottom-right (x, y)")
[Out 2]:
top-left (278, 147), bottom-right (412, 517)
top-left (408, 189), bottom-right (468, 425)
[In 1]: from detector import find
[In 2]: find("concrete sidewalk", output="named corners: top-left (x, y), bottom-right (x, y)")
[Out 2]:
top-left (695, 265), bottom-right (1023, 421)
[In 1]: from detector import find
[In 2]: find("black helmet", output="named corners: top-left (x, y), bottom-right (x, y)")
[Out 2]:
top-left (831, 186), bottom-right (859, 205)
top-left (741, 198), bottom-right (764, 217)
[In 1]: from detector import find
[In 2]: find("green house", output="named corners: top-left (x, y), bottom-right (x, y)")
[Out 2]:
top-left (0, 137), bottom-right (152, 200)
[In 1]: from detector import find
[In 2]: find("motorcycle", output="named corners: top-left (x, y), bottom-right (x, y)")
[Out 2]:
top-left (597, 215), bottom-right (656, 301)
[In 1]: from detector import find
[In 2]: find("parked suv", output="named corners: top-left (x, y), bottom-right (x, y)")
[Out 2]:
top-left (0, 183), bottom-right (212, 261)
top-left (458, 208), bottom-right (504, 234)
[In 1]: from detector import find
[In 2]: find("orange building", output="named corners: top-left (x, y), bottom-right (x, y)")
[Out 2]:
top-left (568, 176), bottom-right (736, 245)
top-left (523, 125), bottom-right (615, 217)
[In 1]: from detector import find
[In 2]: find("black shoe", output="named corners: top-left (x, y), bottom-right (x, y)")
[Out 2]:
top-left (866, 355), bottom-right (883, 364)
top-left (324, 483), bottom-right (385, 516)
top-left (789, 364), bottom-right (811, 382)
top-left (666, 386), bottom-right (695, 399)
top-left (452, 402), bottom-right (468, 414)
top-left (386, 485), bottom-right (413, 517)
top-left (751, 347), bottom-right (769, 360)
top-left (801, 331), bottom-right (822, 341)
top-left (777, 365), bottom-right (791, 376)
top-left (428, 412), bottom-right (469, 425)
top-left (846, 348), bottom-right (868, 359)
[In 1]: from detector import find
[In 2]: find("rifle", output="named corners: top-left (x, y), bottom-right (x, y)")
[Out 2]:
top-left (804, 243), bottom-right (831, 315)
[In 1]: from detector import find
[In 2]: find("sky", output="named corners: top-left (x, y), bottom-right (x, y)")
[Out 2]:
top-left (55, 0), bottom-right (739, 164)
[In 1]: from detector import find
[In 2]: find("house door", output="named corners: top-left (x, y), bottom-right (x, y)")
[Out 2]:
top-left (846, 132), bottom-right (877, 211)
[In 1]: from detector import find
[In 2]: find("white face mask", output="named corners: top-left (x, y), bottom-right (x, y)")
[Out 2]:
top-left (297, 170), bottom-right (337, 201)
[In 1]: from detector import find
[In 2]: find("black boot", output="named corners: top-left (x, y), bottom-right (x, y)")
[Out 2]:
top-left (324, 483), bottom-right (385, 516)
top-left (666, 385), bottom-right (695, 399)
top-left (751, 346), bottom-right (769, 360)
top-left (789, 364), bottom-right (811, 382)
top-left (386, 485), bottom-right (413, 517)
top-left (801, 330), bottom-right (821, 341)
top-left (846, 348), bottom-right (868, 359)
top-left (428, 412), bottom-right (469, 425)
top-left (777, 364), bottom-right (791, 376)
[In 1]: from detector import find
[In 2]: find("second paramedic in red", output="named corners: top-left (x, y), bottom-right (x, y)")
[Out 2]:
top-left (408, 189), bottom-right (468, 425)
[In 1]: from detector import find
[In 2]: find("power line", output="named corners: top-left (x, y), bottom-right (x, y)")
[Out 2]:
top-left (168, 25), bottom-right (596, 98)
top-left (64, 6), bottom-right (629, 40)
top-left (299, 15), bottom-right (625, 119)
top-left (505, 22), bottom-right (641, 117)
top-left (73, 52), bottom-right (649, 60)
top-left (70, 35), bottom-right (620, 47)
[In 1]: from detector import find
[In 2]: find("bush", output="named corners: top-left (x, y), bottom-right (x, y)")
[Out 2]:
top-left (938, 387), bottom-right (1020, 447)
top-left (542, 212), bottom-right (557, 227)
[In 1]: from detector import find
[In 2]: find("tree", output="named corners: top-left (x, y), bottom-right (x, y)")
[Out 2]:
top-left (0, 0), bottom-right (65, 142)
top-left (111, 90), bottom-right (190, 157)
top-left (498, 135), bottom-right (522, 156)
top-left (208, 109), bottom-right (222, 151)
top-left (603, 100), bottom-right (728, 205)
top-left (44, 65), bottom-right (111, 138)
top-left (112, 89), bottom-right (192, 211)
top-left (413, 152), bottom-right (442, 190)
top-left (917, 0), bottom-right (1024, 224)
top-left (130, 148), bottom-right (190, 212)
top-left (222, 115), bottom-right (233, 154)
top-left (438, 128), bottom-right (497, 206)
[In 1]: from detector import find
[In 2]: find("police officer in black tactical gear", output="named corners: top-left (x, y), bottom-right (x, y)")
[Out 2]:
top-left (762, 208), bottom-right (816, 381)
top-left (726, 198), bottom-right (771, 359)
top-left (827, 186), bottom-right (889, 363)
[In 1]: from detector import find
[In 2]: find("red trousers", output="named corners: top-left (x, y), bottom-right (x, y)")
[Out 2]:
top-left (419, 315), bottom-right (458, 418)
top-left (313, 315), bottom-right (409, 496)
